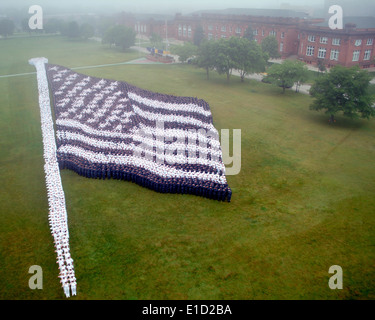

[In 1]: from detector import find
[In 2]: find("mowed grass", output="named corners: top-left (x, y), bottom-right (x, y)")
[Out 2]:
top-left (0, 36), bottom-right (375, 300)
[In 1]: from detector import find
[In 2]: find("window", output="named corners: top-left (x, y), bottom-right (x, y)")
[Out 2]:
top-left (308, 35), bottom-right (316, 42)
top-left (332, 38), bottom-right (341, 46)
top-left (364, 50), bottom-right (372, 60)
top-left (355, 39), bottom-right (362, 46)
top-left (235, 27), bottom-right (242, 34)
top-left (221, 25), bottom-right (226, 32)
top-left (262, 29), bottom-right (265, 36)
top-left (188, 25), bottom-right (192, 38)
top-left (318, 47), bottom-right (327, 59)
top-left (183, 25), bottom-right (187, 37)
top-left (366, 38), bottom-right (373, 45)
top-left (178, 24), bottom-right (182, 36)
top-left (281, 32), bottom-right (285, 39)
top-left (208, 33), bottom-right (213, 40)
top-left (269, 30), bottom-right (276, 37)
top-left (221, 35), bottom-right (226, 39)
top-left (306, 46), bottom-right (315, 56)
top-left (280, 42), bottom-right (283, 52)
top-left (320, 37), bottom-right (328, 44)
top-left (253, 29), bottom-right (258, 35)
top-left (352, 50), bottom-right (360, 61)
top-left (330, 49), bottom-right (339, 60)
top-left (208, 25), bottom-right (213, 31)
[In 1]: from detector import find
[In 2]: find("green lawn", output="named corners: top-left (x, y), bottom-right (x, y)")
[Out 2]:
top-left (0, 36), bottom-right (374, 300)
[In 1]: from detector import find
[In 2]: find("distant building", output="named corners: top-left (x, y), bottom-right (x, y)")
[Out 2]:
top-left (117, 11), bottom-right (174, 39)
top-left (116, 8), bottom-right (375, 69)
top-left (298, 17), bottom-right (375, 69)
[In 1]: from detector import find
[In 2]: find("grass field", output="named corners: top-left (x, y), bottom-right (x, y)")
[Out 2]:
top-left (0, 36), bottom-right (375, 300)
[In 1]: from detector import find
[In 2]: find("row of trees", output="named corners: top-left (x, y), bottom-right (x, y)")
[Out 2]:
top-left (0, 18), bottom-right (15, 38)
top-left (263, 60), bottom-right (375, 121)
top-left (1, 17), bottom-right (97, 40)
top-left (197, 37), bottom-right (268, 82)
top-left (171, 33), bottom-right (281, 83)
top-left (0, 16), bottom-right (97, 41)
top-left (171, 36), bottom-right (271, 82)
top-left (171, 32), bottom-right (374, 122)
top-left (1, 14), bottom-right (136, 51)
top-left (60, 21), bottom-right (95, 40)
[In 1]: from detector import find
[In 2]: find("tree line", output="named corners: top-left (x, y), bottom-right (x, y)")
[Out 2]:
top-left (171, 30), bottom-right (374, 122)
top-left (170, 31), bottom-right (306, 90)
top-left (171, 33), bottom-right (282, 83)
top-left (0, 15), bottom-right (136, 51)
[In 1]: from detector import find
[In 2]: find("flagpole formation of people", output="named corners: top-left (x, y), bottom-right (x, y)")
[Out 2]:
top-left (30, 58), bottom-right (76, 298)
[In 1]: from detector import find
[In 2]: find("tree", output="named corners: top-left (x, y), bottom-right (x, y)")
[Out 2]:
top-left (0, 18), bottom-right (15, 38)
top-left (243, 26), bottom-right (254, 42)
top-left (102, 25), bottom-right (117, 47)
top-left (150, 32), bottom-right (163, 48)
top-left (293, 61), bottom-right (309, 93)
top-left (309, 65), bottom-right (375, 123)
top-left (195, 40), bottom-right (215, 80)
top-left (261, 36), bottom-right (280, 59)
top-left (65, 21), bottom-right (80, 39)
top-left (232, 37), bottom-right (267, 82)
top-left (44, 18), bottom-right (64, 34)
top-left (317, 59), bottom-right (327, 74)
top-left (102, 25), bottom-right (135, 51)
top-left (21, 18), bottom-right (31, 34)
top-left (170, 42), bottom-right (198, 63)
top-left (80, 23), bottom-right (95, 40)
top-left (213, 37), bottom-right (237, 81)
top-left (193, 25), bottom-right (205, 46)
top-left (264, 60), bottom-right (308, 93)
top-left (115, 26), bottom-right (136, 51)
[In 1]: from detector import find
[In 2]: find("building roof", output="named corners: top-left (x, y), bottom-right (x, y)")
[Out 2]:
top-left (312, 16), bottom-right (375, 29)
top-left (133, 13), bottom-right (175, 22)
top-left (189, 8), bottom-right (309, 19)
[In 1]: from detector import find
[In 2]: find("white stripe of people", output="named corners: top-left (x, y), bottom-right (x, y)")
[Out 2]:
top-left (29, 58), bottom-right (77, 298)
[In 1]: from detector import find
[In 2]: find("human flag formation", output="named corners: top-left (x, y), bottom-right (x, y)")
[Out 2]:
top-left (30, 57), bottom-right (232, 297)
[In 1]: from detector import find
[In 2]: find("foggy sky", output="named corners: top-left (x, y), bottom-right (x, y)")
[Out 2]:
top-left (1, 0), bottom-right (374, 17)
top-left (0, 0), bottom-right (326, 15)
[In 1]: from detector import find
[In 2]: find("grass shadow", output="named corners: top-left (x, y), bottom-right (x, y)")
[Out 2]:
top-left (303, 110), bottom-right (372, 130)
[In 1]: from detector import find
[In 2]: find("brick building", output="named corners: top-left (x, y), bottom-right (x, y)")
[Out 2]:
top-left (173, 8), bottom-right (310, 59)
top-left (298, 18), bottom-right (375, 69)
top-left (117, 8), bottom-right (375, 68)
top-left (117, 11), bottom-right (174, 39)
